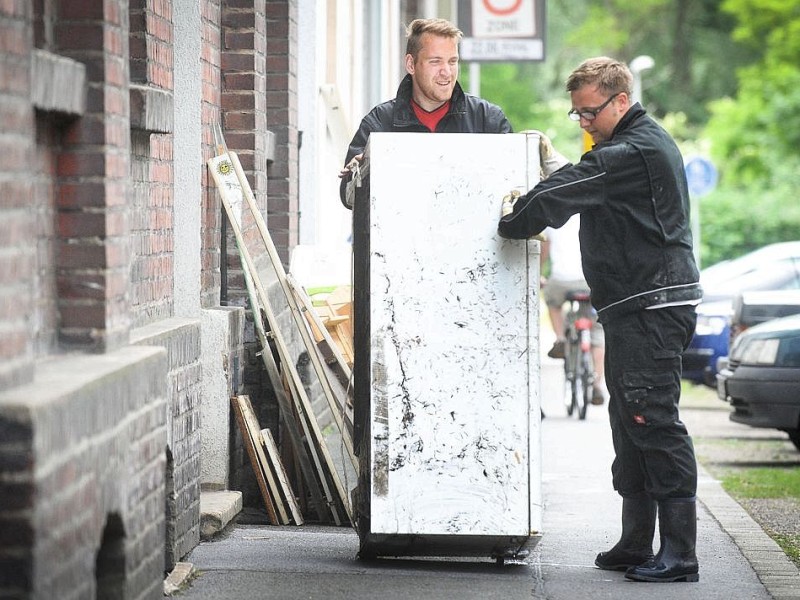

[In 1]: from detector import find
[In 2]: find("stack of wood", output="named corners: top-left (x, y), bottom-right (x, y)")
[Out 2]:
top-left (304, 285), bottom-right (353, 370)
top-left (208, 126), bottom-right (356, 527)
top-left (230, 395), bottom-right (303, 525)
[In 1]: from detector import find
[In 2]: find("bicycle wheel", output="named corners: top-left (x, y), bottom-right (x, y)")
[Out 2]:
top-left (577, 349), bottom-right (593, 420)
top-left (573, 369), bottom-right (588, 420)
top-left (563, 332), bottom-right (577, 416)
top-left (564, 375), bottom-right (575, 416)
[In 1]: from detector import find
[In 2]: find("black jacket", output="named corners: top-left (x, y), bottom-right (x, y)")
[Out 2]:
top-left (340, 74), bottom-right (512, 207)
top-left (498, 104), bottom-right (701, 321)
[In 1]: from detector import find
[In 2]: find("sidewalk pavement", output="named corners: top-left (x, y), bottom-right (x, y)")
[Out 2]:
top-left (178, 358), bottom-right (800, 599)
top-left (536, 356), bottom-right (800, 600)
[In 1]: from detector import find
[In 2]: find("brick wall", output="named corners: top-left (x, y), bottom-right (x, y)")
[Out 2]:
top-left (51, 0), bottom-right (131, 352)
top-left (0, 346), bottom-right (168, 600)
top-left (129, 0), bottom-right (175, 328)
top-left (221, 0), bottom-right (269, 309)
top-left (0, 0), bottom-right (304, 594)
top-left (201, 0), bottom-right (223, 308)
top-left (0, 1), bottom-right (35, 391)
top-left (265, 0), bottom-right (299, 267)
top-left (131, 319), bottom-right (203, 570)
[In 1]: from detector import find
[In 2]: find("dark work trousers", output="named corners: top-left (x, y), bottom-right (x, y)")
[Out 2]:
top-left (603, 305), bottom-right (698, 500)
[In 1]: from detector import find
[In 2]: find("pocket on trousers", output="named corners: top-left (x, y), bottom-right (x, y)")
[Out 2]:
top-left (621, 369), bottom-right (678, 427)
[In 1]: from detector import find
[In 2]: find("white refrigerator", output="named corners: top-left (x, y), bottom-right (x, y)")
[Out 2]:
top-left (349, 132), bottom-right (543, 561)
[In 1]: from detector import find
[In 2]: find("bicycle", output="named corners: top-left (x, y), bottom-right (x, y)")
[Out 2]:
top-left (562, 290), bottom-right (595, 420)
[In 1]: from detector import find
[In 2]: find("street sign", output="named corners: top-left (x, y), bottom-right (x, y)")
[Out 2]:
top-left (458, 0), bottom-right (545, 62)
top-left (472, 0), bottom-right (536, 37)
top-left (460, 37), bottom-right (543, 61)
top-left (685, 156), bottom-right (718, 197)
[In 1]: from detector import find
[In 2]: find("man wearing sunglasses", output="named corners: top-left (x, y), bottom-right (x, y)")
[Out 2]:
top-left (499, 57), bottom-right (702, 583)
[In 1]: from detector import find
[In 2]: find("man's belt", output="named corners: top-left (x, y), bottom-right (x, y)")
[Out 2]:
top-left (597, 284), bottom-right (703, 324)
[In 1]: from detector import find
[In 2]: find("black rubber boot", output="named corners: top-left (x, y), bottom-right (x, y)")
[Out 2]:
top-left (625, 497), bottom-right (699, 582)
top-left (595, 493), bottom-right (656, 571)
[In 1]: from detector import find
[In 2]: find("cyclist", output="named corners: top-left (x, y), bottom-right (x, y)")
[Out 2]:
top-left (542, 215), bottom-right (609, 405)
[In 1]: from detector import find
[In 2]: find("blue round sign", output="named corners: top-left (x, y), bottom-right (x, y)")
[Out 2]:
top-left (685, 156), bottom-right (718, 197)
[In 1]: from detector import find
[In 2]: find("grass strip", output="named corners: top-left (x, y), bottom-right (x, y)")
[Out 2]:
top-left (720, 467), bottom-right (800, 499)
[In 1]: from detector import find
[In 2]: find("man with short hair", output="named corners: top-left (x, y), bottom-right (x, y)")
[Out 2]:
top-left (498, 56), bottom-right (702, 583)
top-left (339, 17), bottom-right (511, 207)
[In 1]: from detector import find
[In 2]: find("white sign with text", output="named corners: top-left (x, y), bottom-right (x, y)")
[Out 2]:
top-left (472, 0), bottom-right (536, 38)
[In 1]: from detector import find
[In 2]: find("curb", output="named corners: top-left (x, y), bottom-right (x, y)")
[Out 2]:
top-left (163, 561), bottom-right (195, 596)
top-left (200, 489), bottom-right (243, 540)
top-left (698, 463), bottom-right (800, 599)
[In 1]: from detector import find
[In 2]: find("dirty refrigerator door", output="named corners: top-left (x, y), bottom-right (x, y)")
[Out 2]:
top-left (351, 132), bottom-right (542, 560)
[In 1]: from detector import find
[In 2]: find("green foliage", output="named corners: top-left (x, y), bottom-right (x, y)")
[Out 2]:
top-left (704, 0), bottom-right (800, 186)
top-left (460, 63), bottom-right (584, 161)
top-left (698, 184), bottom-right (800, 267)
top-left (721, 466), bottom-right (800, 499)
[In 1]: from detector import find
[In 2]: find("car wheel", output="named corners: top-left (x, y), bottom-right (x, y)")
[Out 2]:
top-left (787, 430), bottom-right (800, 452)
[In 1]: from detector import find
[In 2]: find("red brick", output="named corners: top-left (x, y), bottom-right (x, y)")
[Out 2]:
top-left (223, 71), bottom-right (257, 91)
top-left (267, 38), bottom-right (288, 54)
top-left (105, 60), bottom-right (127, 91)
top-left (148, 64), bottom-right (173, 89)
top-left (129, 35), bottom-right (147, 59)
top-left (129, 10), bottom-right (146, 33)
top-left (57, 151), bottom-right (105, 178)
top-left (221, 11), bottom-right (256, 29)
top-left (221, 91), bottom-right (256, 111)
top-left (0, 21), bottom-right (28, 56)
top-left (57, 210), bottom-right (106, 238)
top-left (54, 22), bottom-right (104, 51)
top-left (222, 131), bottom-right (256, 151)
top-left (58, 0), bottom-right (104, 19)
top-left (59, 302), bottom-right (106, 329)
top-left (105, 0), bottom-right (122, 26)
top-left (105, 151), bottom-right (129, 179)
top-left (221, 52), bottom-right (257, 72)
top-left (0, 57), bottom-right (29, 95)
top-left (105, 119), bottom-right (128, 148)
top-left (226, 0), bottom-right (262, 8)
top-left (57, 273), bottom-right (105, 301)
top-left (104, 25), bottom-right (125, 55)
top-left (223, 112), bottom-right (255, 130)
top-left (0, 95), bottom-right (31, 135)
top-left (151, 16), bottom-right (174, 44)
top-left (55, 240), bottom-right (106, 269)
top-left (266, 74), bottom-right (288, 92)
top-left (58, 181), bottom-right (105, 209)
top-left (225, 31), bottom-right (256, 50)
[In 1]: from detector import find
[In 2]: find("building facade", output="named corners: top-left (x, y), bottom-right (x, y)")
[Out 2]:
top-left (0, 0), bottom-right (452, 597)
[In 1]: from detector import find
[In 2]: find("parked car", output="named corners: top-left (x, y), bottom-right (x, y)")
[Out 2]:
top-left (716, 313), bottom-right (800, 451)
top-left (683, 242), bottom-right (800, 387)
top-left (728, 290), bottom-right (800, 345)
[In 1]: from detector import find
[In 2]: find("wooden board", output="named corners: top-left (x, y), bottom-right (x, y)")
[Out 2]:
top-left (261, 428), bottom-right (304, 526)
top-left (208, 148), bottom-right (350, 525)
top-left (236, 395), bottom-right (290, 525)
top-left (228, 151), bottom-right (358, 499)
top-left (230, 395), bottom-right (279, 525)
top-left (242, 262), bottom-right (331, 523)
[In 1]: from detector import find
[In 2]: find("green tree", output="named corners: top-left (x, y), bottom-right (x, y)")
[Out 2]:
top-left (698, 0), bottom-right (800, 266)
top-left (704, 0), bottom-right (800, 188)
